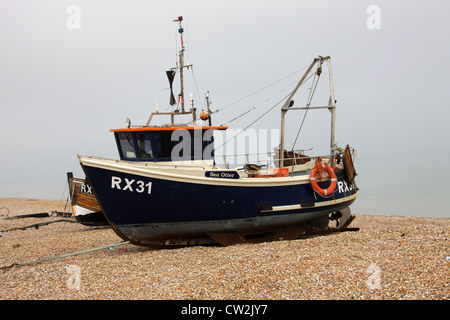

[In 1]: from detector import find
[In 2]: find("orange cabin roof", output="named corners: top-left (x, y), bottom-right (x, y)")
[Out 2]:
top-left (110, 126), bottom-right (228, 132)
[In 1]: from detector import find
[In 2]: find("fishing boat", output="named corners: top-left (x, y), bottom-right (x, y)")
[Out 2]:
top-left (78, 16), bottom-right (358, 247)
top-left (67, 172), bottom-right (108, 226)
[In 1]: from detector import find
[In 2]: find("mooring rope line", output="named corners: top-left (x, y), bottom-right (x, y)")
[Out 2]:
top-left (0, 240), bottom-right (130, 271)
top-left (0, 219), bottom-right (78, 233)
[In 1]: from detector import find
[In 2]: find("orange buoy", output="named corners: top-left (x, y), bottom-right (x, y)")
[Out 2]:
top-left (310, 159), bottom-right (337, 196)
top-left (200, 111), bottom-right (209, 121)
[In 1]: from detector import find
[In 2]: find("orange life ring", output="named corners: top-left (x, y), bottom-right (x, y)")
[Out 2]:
top-left (310, 162), bottom-right (337, 196)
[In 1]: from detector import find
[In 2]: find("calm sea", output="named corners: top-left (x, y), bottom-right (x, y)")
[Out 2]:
top-left (1, 153), bottom-right (449, 219)
top-left (350, 153), bottom-right (450, 218)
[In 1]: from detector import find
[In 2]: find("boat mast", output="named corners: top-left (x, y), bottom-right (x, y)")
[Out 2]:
top-left (205, 91), bottom-right (212, 126)
top-left (175, 16), bottom-right (186, 112)
top-left (280, 57), bottom-right (320, 166)
top-left (327, 58), bottom-right (337, 167)
top-left (146, 16), bottom-right (196, 126)
top-left (173, 16), bottom-right (195, 121)
top-left (279, 56), bottom-right (336, 167)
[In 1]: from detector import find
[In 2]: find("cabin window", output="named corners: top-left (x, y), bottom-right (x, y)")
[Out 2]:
top-left (114, 129), bottom-right (218, 162)
top-left (136, 133), bottom-right (154, 159)
top-left (156, 131), bottom-right (174, 159)
top-left (170, 129), bottom-right (215, 161)
top-left (117, 132), bottom-right (136, 159)
top-left (202, 129), bottom-right (214, 160)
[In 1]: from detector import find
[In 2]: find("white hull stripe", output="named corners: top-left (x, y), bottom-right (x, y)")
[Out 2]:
top-left (310, 177), bottom-right (337, 181)
top-left (79, 156), bottom-right (314, 187)
top-left (259, 192), bottom-right (358, 213)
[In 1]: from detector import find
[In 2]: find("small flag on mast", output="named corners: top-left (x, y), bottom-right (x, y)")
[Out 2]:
top-left (166, 70), bottom-right (176, 106)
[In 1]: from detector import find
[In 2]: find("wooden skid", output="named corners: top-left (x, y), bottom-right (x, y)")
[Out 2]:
top-left (207, 223), bottom-right (307, 246)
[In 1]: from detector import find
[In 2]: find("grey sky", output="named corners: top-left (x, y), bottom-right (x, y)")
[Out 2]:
top-left (1, 0), bottom-right (449, 200)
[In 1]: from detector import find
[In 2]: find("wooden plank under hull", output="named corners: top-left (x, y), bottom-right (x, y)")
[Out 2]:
top-left (207, 223), bottom-right (307, 246)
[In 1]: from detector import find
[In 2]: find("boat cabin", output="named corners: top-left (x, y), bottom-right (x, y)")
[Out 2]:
top-left (108, 17), bottom-right (230, 164)
top-left (110, 126), bottom-right (227, 162)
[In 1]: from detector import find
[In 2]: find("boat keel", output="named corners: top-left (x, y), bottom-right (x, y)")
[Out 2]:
top-left (110, 208), bottom-right (357, 248)
top-left (207, 223), bottom-right (307, 246)
top-left (207, 207), bottom-right (356, 245)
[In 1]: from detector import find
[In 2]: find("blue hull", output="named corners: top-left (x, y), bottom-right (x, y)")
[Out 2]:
top-left (81, 164), bottom-right (358, 246)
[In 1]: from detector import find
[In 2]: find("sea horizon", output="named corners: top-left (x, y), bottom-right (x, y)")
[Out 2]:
top-left (1, 151), bottom-right (449, 219)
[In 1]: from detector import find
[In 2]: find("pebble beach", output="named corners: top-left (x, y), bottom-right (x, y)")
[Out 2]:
top-left (0, 198), bottom-right (448, 301)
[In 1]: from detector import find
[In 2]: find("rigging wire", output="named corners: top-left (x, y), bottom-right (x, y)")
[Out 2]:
top-left (190, 67), bottom-right (205, 111)
top-left (220, 77), bottom-right (300, 126)
top-left (215, 65), bottom-right (311, 113)
top-left (291, 71), bottom-right (321, 150)
top-left (221, 106), bottom-right (256, 125)
top-left (215, 67), bottom-right (320, 152)
top-left (215, 91), bottom-right (293, 152)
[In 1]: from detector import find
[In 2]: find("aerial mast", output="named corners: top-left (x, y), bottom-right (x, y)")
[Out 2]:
top-left (146, 16), bottom-right (196, 126)
top-left (174, 16), bottom-right (186, 113)
top-left (172, 16), bottom-right (195, 121)
top-left (205, 91), bottom-right (212, 126)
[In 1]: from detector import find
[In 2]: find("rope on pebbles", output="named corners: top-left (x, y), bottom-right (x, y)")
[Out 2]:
top-left (0, 240), bottom-right (130, 271)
